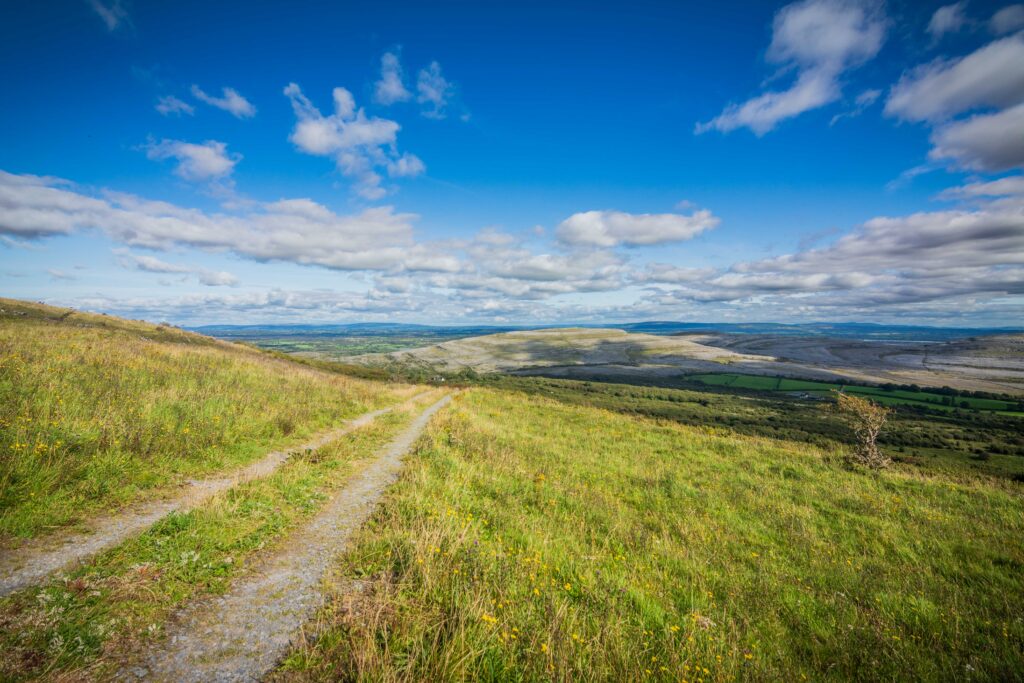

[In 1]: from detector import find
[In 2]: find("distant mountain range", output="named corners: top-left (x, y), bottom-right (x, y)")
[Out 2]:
top-left (192, 321), bottom-right (1024, 343)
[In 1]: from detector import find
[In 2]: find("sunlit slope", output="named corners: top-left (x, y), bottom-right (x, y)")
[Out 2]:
top-left (355, 327), bottom-right (761, 373)
top-left (280, 388), bottom-right (1024, 682)
top-left (0, 298), bottom-right (414, 540)
top-left (355, 327), bottom-right (1024, 395)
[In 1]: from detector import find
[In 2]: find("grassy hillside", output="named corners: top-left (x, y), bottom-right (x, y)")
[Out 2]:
top-left (0, 395), bottom-right (441, 680)
top-left (278, 389), bottom-right (1024, 681)
top-left (0, 299), bottom-right (415, 540)
top-left (2, 299), bottom-right (1020, 681)
top-left (474, 376), bottom-right (1024, 481)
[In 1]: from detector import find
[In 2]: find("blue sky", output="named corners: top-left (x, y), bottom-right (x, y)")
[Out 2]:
top-left (1, 0), bottom-right (1022, 325)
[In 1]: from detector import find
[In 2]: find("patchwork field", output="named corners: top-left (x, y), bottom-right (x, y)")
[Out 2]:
top-left (353, 327), bottom-right (1024, 396)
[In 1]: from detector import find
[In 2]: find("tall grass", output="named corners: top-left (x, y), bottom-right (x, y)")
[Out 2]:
top-left (0, 399), bottom-right (434, 680)
top-left (0, 303), bottom-right (412, 540)
top-left (277, 389), bottom-right (1024, 682)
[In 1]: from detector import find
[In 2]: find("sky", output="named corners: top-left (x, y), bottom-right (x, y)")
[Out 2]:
top-left (1, 0), bottom-right (1023, 326)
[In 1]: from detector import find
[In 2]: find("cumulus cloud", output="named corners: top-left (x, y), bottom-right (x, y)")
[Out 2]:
top-left (417, 62), bottom-right (453, 119)
top-left (8, 165), bottom-right (1021, 323)
top-left (190, 85), bottom-right (257, 118)
top-left (374, 52), bottom-right (412, 105)
top-left (990, 4), bottom-right (1024, 34)
top-left (386, 152), bottom-right (426, 178)
top-left (143, 139), bottom-right (241, 182)
top-left (89, 0), bottom-right (129, 31)
top-left (0, 170), bottom-right (423, 272)
top-left (197, 270), bottom-right (239, 286)
top-left (556, 209), bottom-right (719, 247)
top-left (885, 33), bottom-right (1024, 122)
top-left (627, 183), bottom-right (1024, 320)
top-left (741, 205), bottom-right (1024, 274)
top-left (155, 95), bottom-right (194, 116)
top-left (284, 83), bottom-right (422, 199)
top-left (886, 33), bottom-right (1024, 172)
top-left (928, 2), bottom-right (970, 40)
top-left (115, 250), bottom-right (238, 286)
top-left (696, 0), bottom-right (887, 135)
top-left (633, 264), bottom-right (716, 284)
top-left (928, 101), bottom-right (1024, 171)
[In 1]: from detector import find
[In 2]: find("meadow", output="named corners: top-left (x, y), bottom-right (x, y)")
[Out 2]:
top-left (0, 299), bottom-right (414, 540)
top-left (276, 388), bottom-right (1024, 682)
top-left (471, 375), bottom-right (1024, 481)
top-left (2, 300), bottom-right (1022, 682)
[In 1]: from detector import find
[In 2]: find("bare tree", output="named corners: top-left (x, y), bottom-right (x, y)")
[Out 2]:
top-left (832, 391), bottom-right (891, 469)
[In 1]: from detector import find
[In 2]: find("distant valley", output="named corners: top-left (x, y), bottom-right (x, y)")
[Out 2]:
top-left (338, 327), bottom-right (1024, 396)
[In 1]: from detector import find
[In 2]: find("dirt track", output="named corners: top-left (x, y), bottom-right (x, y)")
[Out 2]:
top-left (122, 394), bottom-right (452, 682)
top-left (0, 393), bottom-right (431, 598)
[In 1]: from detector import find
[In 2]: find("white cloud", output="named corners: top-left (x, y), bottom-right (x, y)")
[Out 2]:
top-left (47, 268), bottom-right (77, 281)
top-left (89, 0), bottom-right (129, 31)
top-left (830, 87), bottom-right (881, 125)
top-left (8, 164), bottom-right (1022, 322)
top-left (634, 263), bottom-right (716, 284)
top-left (1, 235), bottom-right (43, 250)
top-left (190, 85), bottom-right (257, 118)
top-left (747, 206), bottom-right (1024, 273)
top-left (387, 152), bottom-right (426, 178)
top-left (64, 287), bottom-right (443, 325)
top-left (697, 0), bottom-right (887, 135)
top-left (885, 33), bottom-right (1024, 122)
top-left (374, 52), bottom-right (412, 105)
top-left (929, 101), bottom-right (1024, 171)
top-left (991, 4), bottom-right (1024, 34)
top-left (556, 209), bottom-right (719, 247)
top-left (627, 187), bottom-right (1024, 317)
top-left (939, 174), bottom-right (1024, 198)
top-left (115, 250), bottom-right (239, 286)
top-left (143, 139), bottom-right (241, 182)
top-left (118, 252), bottom-right (191, 274)
top-left (197, 270), bottom-right (238, 286)
top-left (417, 62), bottom-right (453, 119)
top-left (928, 2), bottom-right (970, 40)
top-left (0, 170), bottom-right (422, 272)
top-left (155, 95), bottom-right (195, 116)
top-left (284, 83), bottom-right (422, 199)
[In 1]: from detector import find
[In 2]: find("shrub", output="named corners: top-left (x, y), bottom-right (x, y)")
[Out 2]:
top-left (832, 391), bottom-right (891, 469)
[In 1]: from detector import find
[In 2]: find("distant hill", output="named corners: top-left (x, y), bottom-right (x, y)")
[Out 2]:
top-left (351, 326), bottom-right (1024, 396)
top-left (194, 320), bottom-right (1024, 343)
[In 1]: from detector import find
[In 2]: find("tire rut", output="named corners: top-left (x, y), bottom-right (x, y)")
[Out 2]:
top-left (121, 394), bottom-right (452, 682)
top-left (0, 392), bottom-right (433, 598)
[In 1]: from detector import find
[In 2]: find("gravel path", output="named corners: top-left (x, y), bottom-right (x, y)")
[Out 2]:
top-left (122, 394), bottom-right (451, 682)
top-left (0, 393), bottom-right (431, 598)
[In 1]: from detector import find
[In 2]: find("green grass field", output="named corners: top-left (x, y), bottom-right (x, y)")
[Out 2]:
top-left (2, 301), bottom-right (1023, 682)
top-left (275, 388), bottom-right (1024, 682)
top-left (0, 300), bottom-right (417, 540)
